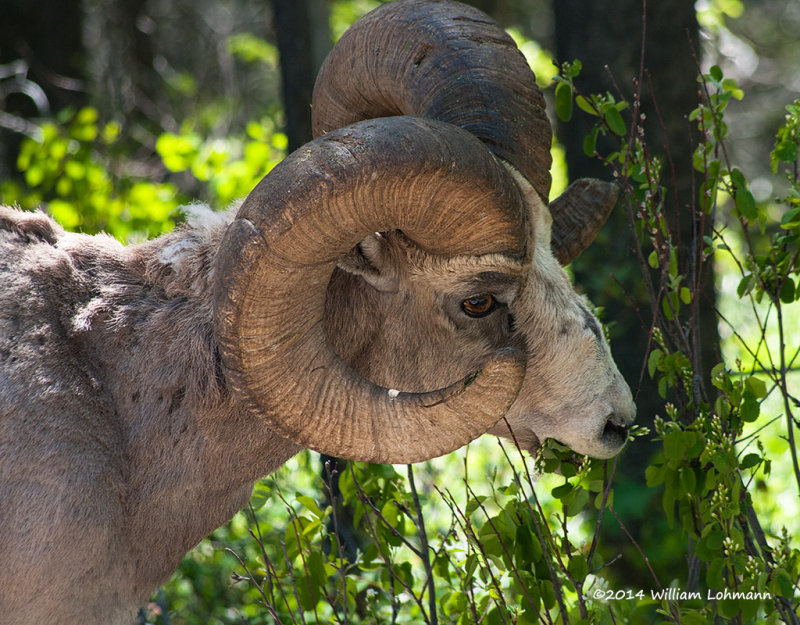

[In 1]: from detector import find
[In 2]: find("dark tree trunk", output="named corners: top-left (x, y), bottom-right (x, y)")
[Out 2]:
top-left (0, 0), bottom-right (86, 178)
top-left (271, 0), bottom-right (330, 150)
top-left (87, 0), bottom-right (163, 128)
top-left (554, 0), bottom-right (719, 587)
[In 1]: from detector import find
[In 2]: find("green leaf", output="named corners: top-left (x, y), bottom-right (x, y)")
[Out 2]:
top-left (744, 376), bottom-right (767, 399)
top-left (774, 568), bottom-right (795, 598)
top-left (576, 95), bottom-right (598, 116)
top-left (648, 349), bottom-right (663, 378)
top-left (706, 557), bottom-right (726, 588)
top-left (435, 552), bottom-right (451, 582)
top-left (685, 433), bottom-right (706, 459)
top-left (781, 206), bottom-right (800, 229)
top-left (567, 555), bottom-right (588, 583)
top-left (662, 295), bottom-right (675, 321)
top-left (711, 363), bottom-right (729, 390)
top-left (663, 430), bottom-right (684, 461)
top-left (567, 487), bottom-right (591, 515)
top-left (740, 394), bottom-right (760, 422)
top-left (540, 580), bottom-right (556, 610)
top-left (680, 467), bottom-right (697, 493)
top-left (712, 449), bottom-right (734, 472)
top-left (604, 106), bottom-right (626, 136)
top-left (249, 480), bottom-right (272, 511)
top-left (736, 274), bottom-right (755, 298)
top-left (555, 81), bottom-right (574, 122)
top-left (731, 168), bottom-right (757, 221)
top-left (645, 464), bottom-right (665, 487)
top-left (779, 277), bottom-right (795, 304)
top-left (773, 140), bottom-right (799, 164)
top-left (736, 187), bottom-right (757, 221)
top-left (380, 499), bottom-right (402, 529)
top-left (668, 247), bottom-right (679, 279)
top-left (717, 598), bottom-right (741, 619)
top-left (466, 495), bottom-right (487, 516)
top-left (658, 377), bottom-right (668, 398)
top-left (739, 453), bottom-right (761, 470)
top-left (358, 543), bottom-right (382, 571)
top-left (583, 127), bottom-right (598, 157)
top-left (306, 549), bottom-right (327, 587)
top-left (296, 495), bottom-right (324, 519)
top-left (464, 554), bottom-right (479, 580)
top-left (560, 462), bottom-right (578, 478)
top-left (722, 78), bottom-right (744, 100)
top-left (551, 482), bottom-right (573, 500)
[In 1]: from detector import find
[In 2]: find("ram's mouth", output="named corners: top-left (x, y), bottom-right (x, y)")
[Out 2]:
top-left (552, 441), bottom-right (587, 470)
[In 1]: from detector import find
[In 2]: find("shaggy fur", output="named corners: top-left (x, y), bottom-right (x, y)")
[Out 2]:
top-left (0, 205), bottom-right (299, 623)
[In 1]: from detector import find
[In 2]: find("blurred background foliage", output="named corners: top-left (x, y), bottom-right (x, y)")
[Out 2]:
top-left (1, 0), bottom-right (799, 623)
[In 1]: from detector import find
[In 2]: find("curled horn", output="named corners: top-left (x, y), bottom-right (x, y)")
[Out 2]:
top-left (549, 178), bottom-right (618, 265)
top-left (215, 117), bottom-right (528, 463)
top-left (313, 0), bottom-right (618, 264)
top-left (312, 0), bottom-right (553, 203)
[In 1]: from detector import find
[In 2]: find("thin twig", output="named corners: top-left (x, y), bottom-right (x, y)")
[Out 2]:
top-left (227, 548), bottom-right (288, 625)
top-left (322, 461), bottom-right (348, 624)
top-left (586, 458), bottom-right (618, 570)
top-left (407, 465), bottom-right (438, 625)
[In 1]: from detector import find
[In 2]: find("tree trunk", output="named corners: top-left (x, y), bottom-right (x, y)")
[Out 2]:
top-left (0, 0), bottom-right (85, 178)
top-left (554, 0), bottom-right (719, 588)
top-left (271, 0), bottom-right (330, 150)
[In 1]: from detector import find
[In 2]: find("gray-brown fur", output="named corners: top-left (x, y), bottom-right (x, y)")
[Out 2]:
top-left (0, 205), bottom-right (299, 623)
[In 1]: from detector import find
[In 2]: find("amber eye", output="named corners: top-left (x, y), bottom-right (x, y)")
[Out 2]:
top-left (461, 294), bottom-right (497, 318)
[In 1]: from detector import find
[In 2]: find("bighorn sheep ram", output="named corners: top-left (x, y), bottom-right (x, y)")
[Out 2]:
top-left (0, 1), bottom-right (635, 622)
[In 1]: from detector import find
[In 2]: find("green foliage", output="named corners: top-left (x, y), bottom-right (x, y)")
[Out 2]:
top-left (772, 101), bottom-right (800, 177)
top-left (696, 0), bottom-right (745, 31)
top-left (552, 61), bottom-right (800, 624)
top-left (0, 106), bottom-right (286, 242)
top-left (220, 434), bottom-right (656, 625)
top-left (227, 33), bottom-right (279, 66)
top-left (329, 0), bottom-right (384, 41)
top-left (1, 107), bottom-right (179, 240)
top-left (552, 60), bottom-right (582, 123)
top-left (154, 118), bottom-right (286, 207)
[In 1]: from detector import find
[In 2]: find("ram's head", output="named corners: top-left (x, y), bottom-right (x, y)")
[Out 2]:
top-left (214, 0), bottom-right (635, 464)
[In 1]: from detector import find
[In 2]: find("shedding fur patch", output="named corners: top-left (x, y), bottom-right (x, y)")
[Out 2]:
top-left (158, 203), bottom-right (233, 268)
top-left (159, 239), bottom-right (195, 266)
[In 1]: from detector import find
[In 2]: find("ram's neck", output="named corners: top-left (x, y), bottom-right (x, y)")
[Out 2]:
top-left (66, 206), bottom-right (301, 595)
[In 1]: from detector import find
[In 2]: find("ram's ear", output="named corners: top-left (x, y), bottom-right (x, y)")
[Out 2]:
top-left (337, 232), bottom-right (401, 292)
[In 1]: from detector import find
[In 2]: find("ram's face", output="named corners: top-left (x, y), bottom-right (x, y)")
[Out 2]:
top-left (325, 182), bottom-right (634, 460)
top-left (486, 197), bottom-right (636, 459)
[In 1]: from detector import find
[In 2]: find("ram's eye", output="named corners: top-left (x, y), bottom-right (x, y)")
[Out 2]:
top-left (461, 295), bottom-right (497, 318)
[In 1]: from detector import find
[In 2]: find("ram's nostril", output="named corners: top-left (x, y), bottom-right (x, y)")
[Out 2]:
top-left (602, 415), bottom-right (629, 443)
